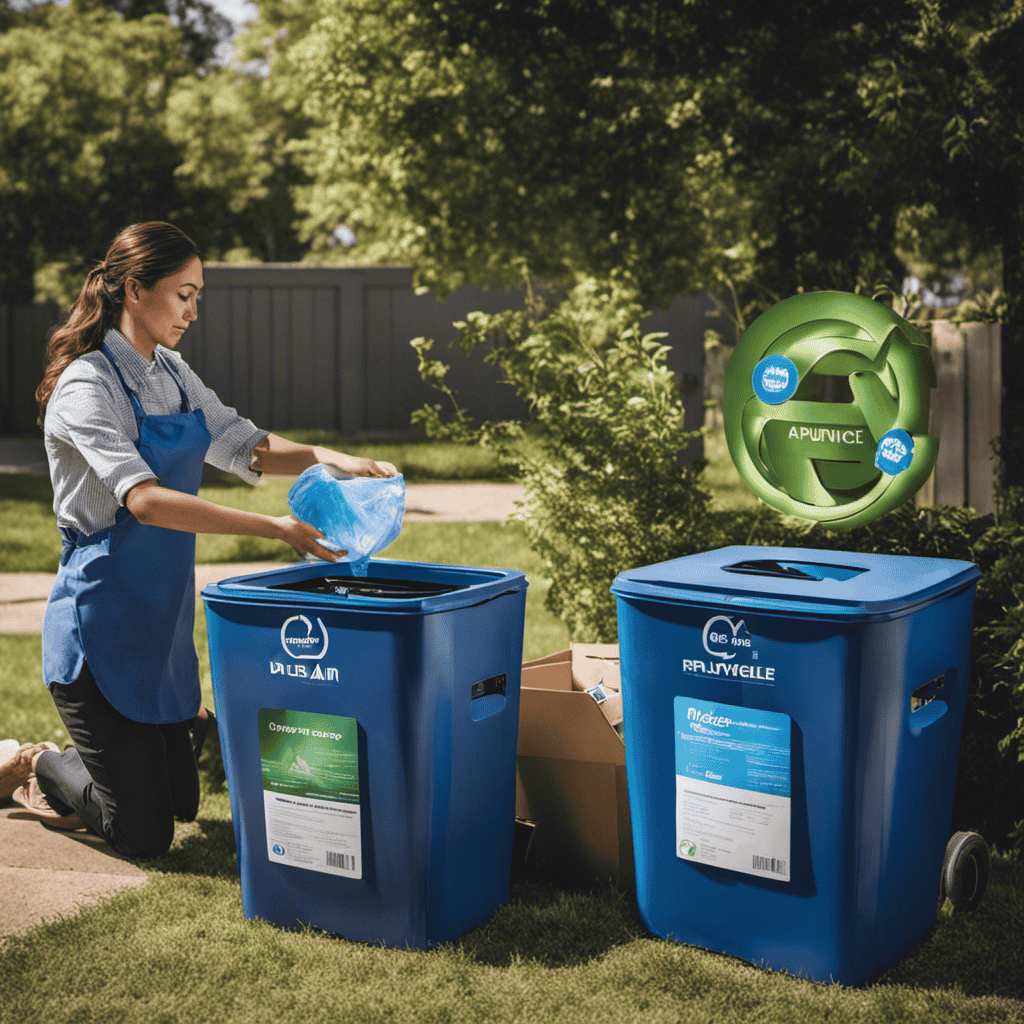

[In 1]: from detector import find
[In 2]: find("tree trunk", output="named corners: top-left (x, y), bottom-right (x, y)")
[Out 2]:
top-left (1001, 182), bottom-right (1023, 489)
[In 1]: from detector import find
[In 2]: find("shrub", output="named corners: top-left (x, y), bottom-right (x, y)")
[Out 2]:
top-left (411, 275), bottom-right (715, 641)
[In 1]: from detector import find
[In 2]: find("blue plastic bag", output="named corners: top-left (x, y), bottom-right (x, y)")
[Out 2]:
top-left (287, 466), bottom-right (405, 575)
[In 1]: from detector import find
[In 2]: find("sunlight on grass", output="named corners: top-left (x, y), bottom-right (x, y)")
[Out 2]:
top-left (0, 861), bottom-right (1021, 1023)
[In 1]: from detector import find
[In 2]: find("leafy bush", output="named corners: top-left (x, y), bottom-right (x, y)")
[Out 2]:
top-left (412, 276), bottom-right (715, 641)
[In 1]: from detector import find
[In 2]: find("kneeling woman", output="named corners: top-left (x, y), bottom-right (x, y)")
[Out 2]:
top-left (26, 221), bottom-right (396, 858)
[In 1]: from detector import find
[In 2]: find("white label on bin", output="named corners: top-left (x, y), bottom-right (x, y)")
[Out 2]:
top-left (674, 698), bottom-right (791, 882)
top-left (258, 708), bottom-right (362, 879)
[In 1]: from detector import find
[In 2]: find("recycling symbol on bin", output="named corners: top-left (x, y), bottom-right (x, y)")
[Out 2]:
top-left (723, 291), bottom-right (939, 529)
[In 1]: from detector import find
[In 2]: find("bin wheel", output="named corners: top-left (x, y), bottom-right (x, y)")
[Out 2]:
top-left (940, 831), bottom-right (990, 913)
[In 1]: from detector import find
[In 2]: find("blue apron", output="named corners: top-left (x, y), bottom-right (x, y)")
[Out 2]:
top-left (42, 343), bottom-right (211, 724)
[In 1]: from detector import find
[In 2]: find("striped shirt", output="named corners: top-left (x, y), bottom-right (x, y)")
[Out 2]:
top-left (44, 328), bottom-right (268, 536)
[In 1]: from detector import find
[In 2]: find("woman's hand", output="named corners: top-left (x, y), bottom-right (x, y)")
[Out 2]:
top-left (318, 451), bottom-right (399, 478)
top-left (273, 515), bottom-right (346, 562)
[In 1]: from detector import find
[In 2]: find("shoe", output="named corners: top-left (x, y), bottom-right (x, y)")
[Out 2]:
top-left (190, 707), bottom-right (217, 761)
top-left (0, 741), bottom-right (57, 801)
top-left (0, 739), bottom-right (20, 799)
top-left (10, 778), bottom-right (86, 830)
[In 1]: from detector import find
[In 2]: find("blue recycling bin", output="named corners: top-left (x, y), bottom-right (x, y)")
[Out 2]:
top-left (611, 545), bottom-right (981, 985)
top-left (201, 558), bottom-right (527, 948)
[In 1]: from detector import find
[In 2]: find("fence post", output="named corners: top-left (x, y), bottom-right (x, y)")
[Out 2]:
top-left (926, 320), bottom-right (1001, 515)
top-left (964, 322), bottom-right (1001, 516)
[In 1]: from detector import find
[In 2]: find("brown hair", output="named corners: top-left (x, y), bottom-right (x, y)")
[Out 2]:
top-left (36, 221), bottom-right (199, 411)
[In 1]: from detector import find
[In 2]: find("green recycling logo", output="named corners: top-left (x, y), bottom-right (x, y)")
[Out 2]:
top-left (679, 840), bottom-right (697, 857)
top-left (723, 291), bottom-right (939, 529)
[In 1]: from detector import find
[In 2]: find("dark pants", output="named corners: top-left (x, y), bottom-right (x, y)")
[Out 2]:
top-left (34, 661), bottom-right (199, 858)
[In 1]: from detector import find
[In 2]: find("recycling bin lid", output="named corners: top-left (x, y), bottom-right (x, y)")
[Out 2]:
top-left (201, 558), bottom-right (527, 614)
top-left (610, 545), bottom-right (981, 618)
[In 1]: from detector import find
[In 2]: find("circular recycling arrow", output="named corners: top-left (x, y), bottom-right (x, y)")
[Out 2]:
top-left (723, 291), bottom-right (938, 529)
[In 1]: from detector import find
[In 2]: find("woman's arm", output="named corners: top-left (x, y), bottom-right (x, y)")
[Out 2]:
top-left (249, 434), bottom-right (398, 478)
top-left (124, 480), bottom-right (341, 561)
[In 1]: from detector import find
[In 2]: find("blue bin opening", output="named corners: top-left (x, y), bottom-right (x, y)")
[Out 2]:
top-left (269, 574), bottom-right (464, 599)
top-left (721, 558), bottom-right (868, 582)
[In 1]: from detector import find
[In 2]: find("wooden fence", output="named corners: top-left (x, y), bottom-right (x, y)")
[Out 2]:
top-left (0, 300), bottom-right (60, 436)
top-left (922, 321), bottom-right (1002, 516)
top-left (1, 265), bottom-right (711, 459)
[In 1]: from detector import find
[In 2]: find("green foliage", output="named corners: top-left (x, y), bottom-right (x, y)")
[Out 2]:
top-left (69, 0), bottom-right (235, 70)
top-left (0, 3), bottom-right (308, 300)
top-left (0, 5), bottom-right (187, 297)
top-left (413, 276), bottom-right (713, 641)
top-left (164, 68), bottom-right (310, 262)
top-left (267, 0), bottom-right (758, 301)
top-left (861, 0), bottom-right (1024, 481)
top-left (952, 289), bottom-right (1011, 325)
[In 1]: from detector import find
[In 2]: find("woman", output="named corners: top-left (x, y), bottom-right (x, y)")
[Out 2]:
top-left (5, 221), bottom-right (397, 857)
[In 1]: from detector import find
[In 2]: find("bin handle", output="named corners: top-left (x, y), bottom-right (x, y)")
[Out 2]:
top-left (909, 670), bottom-right (952, 734)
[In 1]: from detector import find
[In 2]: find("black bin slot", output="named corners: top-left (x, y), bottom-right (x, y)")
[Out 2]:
top-left (270, 576), bottom-right (465, 599)
top-left (471, 674), bottom-right (506, 700)
top-left (722, 559), bottom-right (868, 582)
top-left (723, 559), bottom-right (818, 580)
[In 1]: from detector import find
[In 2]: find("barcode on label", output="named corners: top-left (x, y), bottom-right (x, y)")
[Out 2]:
top-left (327, 851), bottom-right (354, 871)
top-left (752, 854), bottom-right (787, 876)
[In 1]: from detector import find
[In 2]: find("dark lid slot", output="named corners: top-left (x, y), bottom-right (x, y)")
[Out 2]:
top-left (270, 576), bottom-right (465, 599)
top-left (721, 559), bottom-right (868, 582)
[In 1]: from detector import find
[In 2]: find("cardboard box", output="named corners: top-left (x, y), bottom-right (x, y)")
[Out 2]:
top-left (515, 644), bottom-right (635, 888)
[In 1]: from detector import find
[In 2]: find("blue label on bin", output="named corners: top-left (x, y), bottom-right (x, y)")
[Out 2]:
top-left (674, 698), bottom-right (791, 881)
top-left (874, 428), bottom-right (914, 475)
top-left (752, 355), bottom-right (799, 405)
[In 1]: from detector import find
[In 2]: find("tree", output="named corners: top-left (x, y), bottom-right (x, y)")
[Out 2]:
top-left (272, 0), bottom-right (757, 300)
top-left (0, 6), bottom-right (189, 299)
top-left (70, 0), bottom-right (234, 69)
top-left (165, 69), bottom-right (310, 262)
top-left (0, 3), bottom-right (307, 302)
top-left (280, 0), bottom-right (1024, 482)
top-left (277, 1), bottom-right (955, 304)
top-left (858, 0), bottom-right (1024, 484)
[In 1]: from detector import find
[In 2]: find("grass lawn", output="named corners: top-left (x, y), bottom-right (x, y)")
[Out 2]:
top-left (2, 436), bottom-right (1022, 1023)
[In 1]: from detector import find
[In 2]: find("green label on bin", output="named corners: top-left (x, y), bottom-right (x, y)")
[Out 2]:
top-left (258, 708), bottom-right (362, 879)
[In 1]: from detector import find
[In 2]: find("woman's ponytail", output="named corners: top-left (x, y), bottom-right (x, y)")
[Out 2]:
top-left (35, 222), bottom-right (198, 412)
top-left (35, 264), bottom-right (117, 411)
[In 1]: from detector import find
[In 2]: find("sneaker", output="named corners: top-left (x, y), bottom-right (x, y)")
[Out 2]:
top-left (10, 777), bottom-right (85, 830)
top-left (0, 741), bottom-right (56, 801)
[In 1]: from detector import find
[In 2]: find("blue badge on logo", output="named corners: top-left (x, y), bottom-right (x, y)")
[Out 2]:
top-left (752, 356), bottom-right (799, 405)
top-left (273, 844), bottom-right (286, 856)
top-left (875, 428), bottom-right (914, 475)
